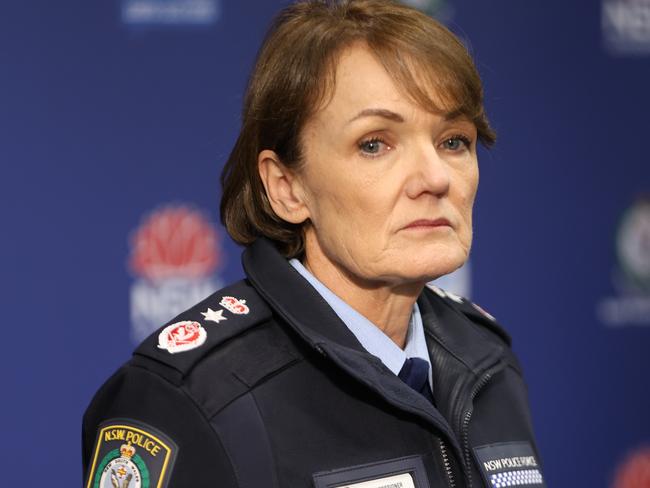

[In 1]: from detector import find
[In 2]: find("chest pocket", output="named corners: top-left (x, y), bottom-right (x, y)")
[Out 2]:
top-left (473, 442), bottom-right (547, 487)
top-left (312, 455), bottom-right (430, 488)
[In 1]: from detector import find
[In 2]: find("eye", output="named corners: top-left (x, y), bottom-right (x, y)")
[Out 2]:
top-left (441, 134), bottom-right (472, 152)
top-left (358, 136), bottom-right (391, 158)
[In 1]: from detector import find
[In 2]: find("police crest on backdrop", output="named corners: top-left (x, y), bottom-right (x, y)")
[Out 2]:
top-left (128, 205), bottom-right (225, 343)
top-left (597, 198), bottom-right (650, 327)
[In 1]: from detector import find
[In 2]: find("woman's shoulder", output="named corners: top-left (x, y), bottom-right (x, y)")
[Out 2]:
top-left (134, 279), bottom-right (273, 376)
top-left (82, 279), bottom-right (301, 487)
top-left (137, 280), bottom-right (295, 386)
top-left (105, 279), bottom-right (301, 414)
top-left (422, 283), bottom-right (512, 347)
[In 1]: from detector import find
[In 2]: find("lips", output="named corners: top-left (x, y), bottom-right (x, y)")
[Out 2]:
top-left (402, 218), bottom-right (452, 230)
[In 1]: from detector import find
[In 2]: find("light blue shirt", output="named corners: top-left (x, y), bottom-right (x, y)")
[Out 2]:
top-left (289, 259), bottom-right (433, 390)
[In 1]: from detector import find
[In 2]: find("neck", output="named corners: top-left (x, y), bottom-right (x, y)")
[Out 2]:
top-left (302, 234), bottom-right (424, 349)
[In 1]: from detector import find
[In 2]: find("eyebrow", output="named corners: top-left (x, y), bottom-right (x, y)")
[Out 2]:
top-left (347, 107), bottom-right (469, 125)
top-left (444, 110), bottom-right (466, 122)
top-left (346, 108), bottom-right (405, 125)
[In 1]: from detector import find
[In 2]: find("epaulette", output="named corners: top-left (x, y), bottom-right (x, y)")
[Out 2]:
top-left (425, 283), bottom-right (512, 346)
top-left (133, 279), bottom-right (272, 378)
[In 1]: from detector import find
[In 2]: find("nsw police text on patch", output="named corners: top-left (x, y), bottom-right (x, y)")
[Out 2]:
top-left (104, 428), bottom-right (163, 457)
top-left (483, 455), bottom-right (537, 472)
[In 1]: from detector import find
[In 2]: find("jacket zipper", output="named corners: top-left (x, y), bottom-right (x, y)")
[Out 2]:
top-left (459, 372), bottom-right (493, 488)
top-left (439, 439), bottom-right (456, 488)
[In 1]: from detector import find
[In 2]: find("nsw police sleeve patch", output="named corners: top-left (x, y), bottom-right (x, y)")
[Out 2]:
top-left (85, 419), bottom-right (178, 488)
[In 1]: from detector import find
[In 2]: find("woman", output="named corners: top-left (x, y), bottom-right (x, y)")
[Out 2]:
top-left (83, 1), bottom-right (544, 487)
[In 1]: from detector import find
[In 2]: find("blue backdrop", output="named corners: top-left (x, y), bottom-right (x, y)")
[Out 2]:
top-left (2, 1), bottom-right (649, 486)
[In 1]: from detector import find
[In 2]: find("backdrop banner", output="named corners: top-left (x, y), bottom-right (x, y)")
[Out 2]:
top-left (0, 1), bottom-right (648, 486)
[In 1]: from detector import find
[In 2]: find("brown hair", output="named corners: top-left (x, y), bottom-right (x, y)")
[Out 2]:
top-left (220, 0), bottom-right (495, 258)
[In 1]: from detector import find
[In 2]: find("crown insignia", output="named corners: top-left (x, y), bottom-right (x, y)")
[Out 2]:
top-left (120, 443), bottom-right (136, 459)
top-left (219, 296), bottom-right (250, 315)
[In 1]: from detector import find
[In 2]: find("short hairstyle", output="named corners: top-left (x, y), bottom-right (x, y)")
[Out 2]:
top-left (220, 0), bottom-right (496, 258)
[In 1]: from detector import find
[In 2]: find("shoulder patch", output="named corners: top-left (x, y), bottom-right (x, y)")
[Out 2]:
top-left (134, 279), bottom-right (272, 377)
top-left (424, 284), bottom-right (511, 346)
top-left (85, 418), bottom-right (177, 488)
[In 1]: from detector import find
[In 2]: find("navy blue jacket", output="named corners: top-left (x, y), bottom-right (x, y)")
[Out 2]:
top-left (82, 238), bottom-right (545, 488)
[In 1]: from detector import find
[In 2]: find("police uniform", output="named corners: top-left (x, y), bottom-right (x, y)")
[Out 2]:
top-left (82, 237), bottom-right (546, 488)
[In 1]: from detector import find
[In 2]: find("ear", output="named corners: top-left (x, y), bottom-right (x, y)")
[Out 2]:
top-left (258, 149), bottom-right (311, 224)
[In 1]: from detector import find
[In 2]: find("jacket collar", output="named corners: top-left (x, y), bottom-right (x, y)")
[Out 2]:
top-left (243, 238), bottom-right (504, 367)
top-left (417, 290), bottom-right (506, 429)
top-left (242, 237), bottom-right (368, 353)
top-left (419, 290), bottom-right (505, 376)
top-left (242, 238), bottom-right (506, 458)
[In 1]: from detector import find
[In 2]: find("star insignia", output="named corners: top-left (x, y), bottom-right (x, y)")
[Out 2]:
top-left (201, 307), bottom-right (227, 324)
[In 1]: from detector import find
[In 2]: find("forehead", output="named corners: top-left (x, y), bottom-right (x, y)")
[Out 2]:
top-left (312, 42), bottom-right (454, 125)
top-left (333, 45), bottom-right (401, 109)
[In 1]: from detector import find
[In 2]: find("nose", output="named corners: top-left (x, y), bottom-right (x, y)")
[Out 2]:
top-left (404, 142), bottom-right (451, 199)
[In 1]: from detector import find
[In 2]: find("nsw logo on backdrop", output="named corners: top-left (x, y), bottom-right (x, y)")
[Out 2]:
top-left (128, 204), bottom-right (224, 343)
top-left (597, 198), bottom-right (650, 326)
top-left (122, 0), bottom-right (220, 26)
top-left (612, 446), bottom-right (650, 487)
top-left (602, 0), bottom-right (650, 54)
top-left (400, 0), bottom-right (453, 21)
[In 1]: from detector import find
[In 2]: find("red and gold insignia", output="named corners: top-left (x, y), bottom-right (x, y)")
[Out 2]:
top-left (157, 320), bottom-right (207, 354)
top-left (219, 296), bottom-right (250, 315)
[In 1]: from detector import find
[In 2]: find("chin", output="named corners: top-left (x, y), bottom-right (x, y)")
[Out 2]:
top-left (393, 243), bottom-right (469, 283)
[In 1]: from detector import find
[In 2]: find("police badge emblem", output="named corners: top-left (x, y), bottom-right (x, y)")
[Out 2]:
top-left (85, 419), bottom-right (177, 488)
top-left (157, 320), bottom-right (207, 354)
top-left (99, 443), bottom-right (141, 488)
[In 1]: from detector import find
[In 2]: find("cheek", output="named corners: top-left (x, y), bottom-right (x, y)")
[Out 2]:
top-left (302, 169), bottom-right (363, 230)
top-left (470, 164), bottom-right (479, 202)
top-left (461, 163), bottom-right (479, 207)
top-left (303, 158), bottom-right (388, 221)
top-left (464, 178), bottom-right (479, 216)
top-left (453, 165), bottom-right (479, 233)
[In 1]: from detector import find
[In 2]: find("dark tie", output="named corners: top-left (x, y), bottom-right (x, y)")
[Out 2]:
top-left (398, 357), bottom-right (434, 404)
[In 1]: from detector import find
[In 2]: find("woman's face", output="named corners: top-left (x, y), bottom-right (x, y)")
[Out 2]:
top-left (296, 43), bottom-right (479, 286)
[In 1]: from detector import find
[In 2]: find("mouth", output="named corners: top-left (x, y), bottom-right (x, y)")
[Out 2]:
top-left (402, 218), bottom-right (452, 230)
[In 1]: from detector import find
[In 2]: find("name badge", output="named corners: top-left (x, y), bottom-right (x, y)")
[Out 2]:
top-left (338, 473), bottom-right (415, 488)
top-left (313, 455), bottom-right (429, 488)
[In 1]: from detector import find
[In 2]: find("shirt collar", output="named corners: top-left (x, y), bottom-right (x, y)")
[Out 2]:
top-left (289, 258), bottom-right (432, 387)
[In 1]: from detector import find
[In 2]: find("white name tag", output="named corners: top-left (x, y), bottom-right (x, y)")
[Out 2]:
top-left (338, 473), bottom-right (415, 488)
top-left (313, 456), bottom-right (426, 488)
